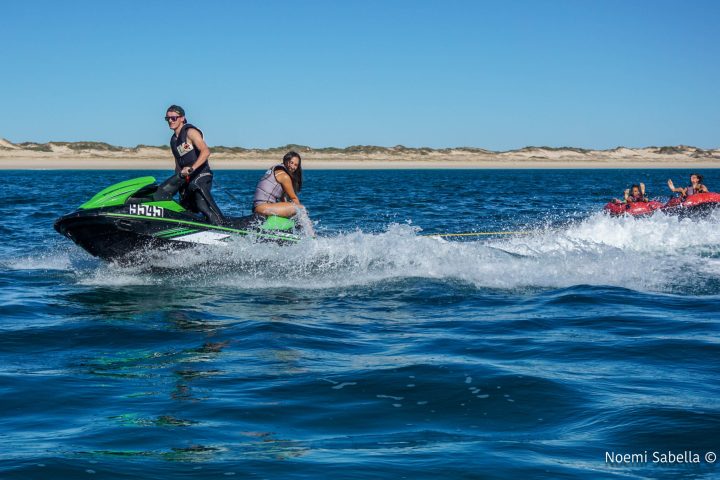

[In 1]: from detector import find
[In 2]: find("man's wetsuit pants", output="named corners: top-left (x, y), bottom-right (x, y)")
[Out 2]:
top-left (155, 173), bottom-right (225, 225)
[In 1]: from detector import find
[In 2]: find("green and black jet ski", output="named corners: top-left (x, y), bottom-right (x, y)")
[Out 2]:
top-left (54, 176), bottom-right (301, 261)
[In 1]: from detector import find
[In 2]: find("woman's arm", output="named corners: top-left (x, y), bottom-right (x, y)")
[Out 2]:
top-left (667, 179), bottom-right (685, 195)
top-left (275, 170), bottom-right (302, 206)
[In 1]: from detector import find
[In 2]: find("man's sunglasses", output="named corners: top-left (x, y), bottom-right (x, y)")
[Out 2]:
top-left (165, 115), bottom-right (181, 122)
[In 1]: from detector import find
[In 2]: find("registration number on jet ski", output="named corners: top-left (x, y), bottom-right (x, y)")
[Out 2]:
top-left (128, 204), bottom-right (164, 217)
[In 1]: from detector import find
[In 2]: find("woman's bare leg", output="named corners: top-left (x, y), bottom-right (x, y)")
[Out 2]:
top-left (254, 202), bottom-right (316, 237)
top-left (254, 202), bottom-right (299, 218)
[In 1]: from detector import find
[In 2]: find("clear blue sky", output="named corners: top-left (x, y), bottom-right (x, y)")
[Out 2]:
top-left (2, 0), bottom-right (718, 150)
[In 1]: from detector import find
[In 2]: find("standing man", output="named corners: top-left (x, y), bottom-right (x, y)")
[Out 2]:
top-left (157, 105), bottom-right (224, 225)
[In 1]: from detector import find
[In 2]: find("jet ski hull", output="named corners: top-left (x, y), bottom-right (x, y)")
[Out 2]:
top-left (55, 208), bottom-right (300, 261)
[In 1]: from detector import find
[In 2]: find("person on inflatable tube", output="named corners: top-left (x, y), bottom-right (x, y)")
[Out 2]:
top-left (612, 183), bottom-right (647, 204)
top-left (668, 173), bottom-right (708, 198)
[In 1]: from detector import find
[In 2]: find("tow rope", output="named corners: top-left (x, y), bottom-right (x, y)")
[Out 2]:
top-left (422, 231), bottom-right (531, 237)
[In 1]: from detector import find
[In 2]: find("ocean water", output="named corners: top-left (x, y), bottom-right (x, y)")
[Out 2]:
top-left (1, 168), bottom-right (719, 480)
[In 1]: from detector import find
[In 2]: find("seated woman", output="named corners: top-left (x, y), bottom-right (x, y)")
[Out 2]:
top-left (668, 173), bottom-right (709, 197)
top-left (253, 151), bottom-right (315, 235)
top-left (623, 183), bottom-right (648, 203)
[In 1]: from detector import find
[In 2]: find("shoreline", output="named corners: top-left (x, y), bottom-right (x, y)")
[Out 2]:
top-left (3, 158), bottom-right (720, 170)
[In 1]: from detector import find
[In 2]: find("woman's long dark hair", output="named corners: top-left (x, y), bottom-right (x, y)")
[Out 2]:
top-left (283, 151), bottom-right (302, 193)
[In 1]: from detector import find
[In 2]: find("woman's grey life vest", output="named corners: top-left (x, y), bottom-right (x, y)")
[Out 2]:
top-left (170, 124), bottom-right (211, 176)
top-left (685, 184), bottom-right (706, 196)
top-left (253, 164), bottom-right (289, 207)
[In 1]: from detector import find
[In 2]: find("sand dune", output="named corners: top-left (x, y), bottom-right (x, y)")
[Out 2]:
top-left (1, 138), bottom-right (718, 169)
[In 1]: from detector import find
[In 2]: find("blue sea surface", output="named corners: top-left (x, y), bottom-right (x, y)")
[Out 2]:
top-left (1, 169), bottom-right (719, 479)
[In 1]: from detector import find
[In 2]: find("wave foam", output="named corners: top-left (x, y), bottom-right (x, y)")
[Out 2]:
top-left (23, 211), bottom-right (720, 293)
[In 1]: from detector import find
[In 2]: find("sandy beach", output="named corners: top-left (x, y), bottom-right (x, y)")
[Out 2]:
top-left (1, 139), bottom-right (719, 169)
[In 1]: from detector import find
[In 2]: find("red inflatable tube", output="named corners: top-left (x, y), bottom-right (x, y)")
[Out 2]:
top-left (603, 200), bottom-right (663, 217)
top-left (604, 192), bottom-right (720, 217)
top-left (661, 192), bottom-right (720, 214)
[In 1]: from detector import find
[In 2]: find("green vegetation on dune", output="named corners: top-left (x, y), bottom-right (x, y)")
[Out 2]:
top-left (653, 146), bottom-right (715, 157)
top-left (243, 145), bottom-right (494, 155)
top-left (132, 144), bottom-right (168, 151)
top-left (655, 146), bottom-right (689, 155)
top-left (17, 142), bottom-right (53, 152)
top-left (211, 145), bottom-right (250, 154)
top-left (517, 146), bottom-right (591, 154)
top-left (60, 141), bottom-right (126, 152)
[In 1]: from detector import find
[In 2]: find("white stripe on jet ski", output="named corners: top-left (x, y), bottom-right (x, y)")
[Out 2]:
top-left (170, 231), bottom-right (232, 245)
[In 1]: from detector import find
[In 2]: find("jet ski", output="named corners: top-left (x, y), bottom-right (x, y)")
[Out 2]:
top-left (54, 176), bottom-right (301, 261)
top-left (603, 192), bottom-right (720, 217)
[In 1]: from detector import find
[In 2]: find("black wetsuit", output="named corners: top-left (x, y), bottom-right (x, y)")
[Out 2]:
top-left (156, 123), bottom-right (224, 225)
